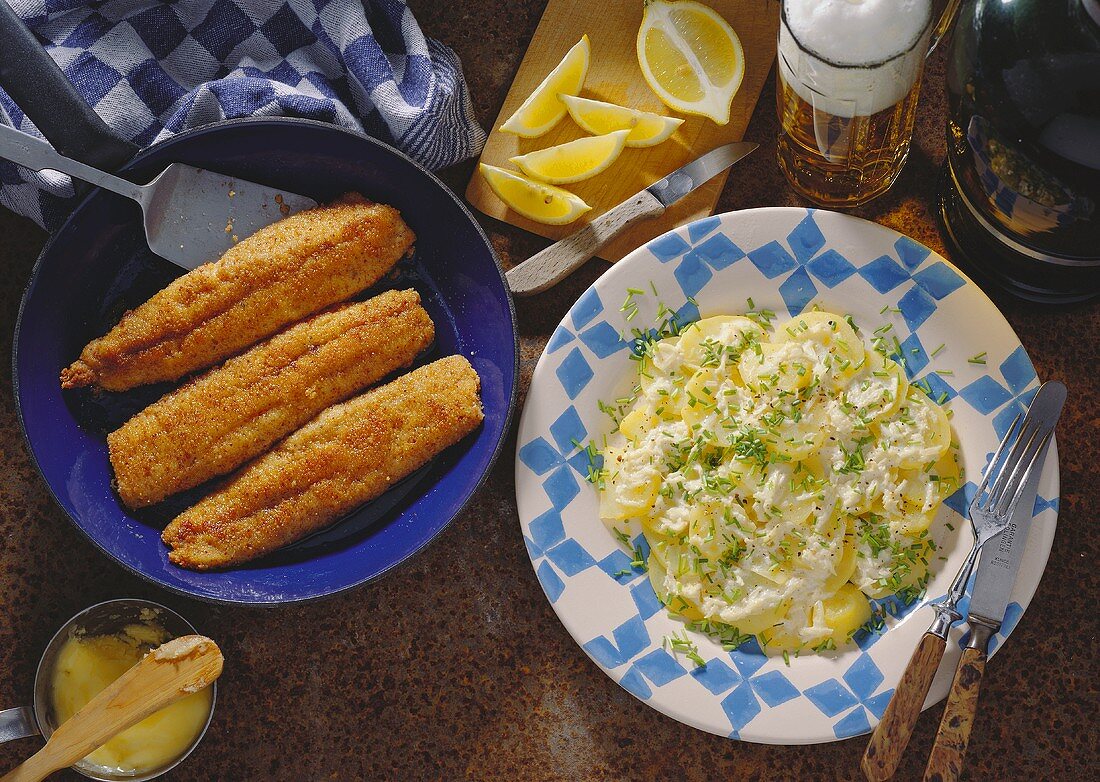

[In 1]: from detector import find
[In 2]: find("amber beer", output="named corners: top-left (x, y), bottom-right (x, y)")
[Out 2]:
top-left (776, 0), bottom-right (936, 207)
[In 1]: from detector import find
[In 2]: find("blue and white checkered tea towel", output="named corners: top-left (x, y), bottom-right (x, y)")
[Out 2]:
top-left (0, 0), bottom-right (486, 229)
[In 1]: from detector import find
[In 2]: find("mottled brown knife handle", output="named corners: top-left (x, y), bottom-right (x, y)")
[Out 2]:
top-left (862, 632), bottom-right (947, 781)
top-left (923, 623), bottom-right (995, 782)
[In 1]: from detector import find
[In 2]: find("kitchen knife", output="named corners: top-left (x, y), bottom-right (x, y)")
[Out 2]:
top-left (505, 142), bottom-right (758, 296)
top-left (922, 414), bottom-right (1059, 782)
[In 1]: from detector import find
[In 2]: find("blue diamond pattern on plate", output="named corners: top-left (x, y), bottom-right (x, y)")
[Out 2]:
top-left (675, 252), bottom-right (714, 299)
top-left (549, 407), bottom-right (586, 453)
top-left (555, 348), bottom-right (593, 399)
top-left (571, 288), bottom-right (604, 330)
top-left (691, 233), bottom-right (744, 270)
top-left (778, 267), bottom-right (818, 316)
top-left (547, 325), bottom-right (575, 354)
top-left (516, 207), bottom-right (1059, 744)
top-left (859, 255), bottom-right (911, 294)
top-left (649, 233), bottom-right (692, 262)
top-left (579, 322), bottom-right (629, 358)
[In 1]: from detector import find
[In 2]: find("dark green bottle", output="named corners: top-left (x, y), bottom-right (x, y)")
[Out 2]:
top-left (940, 0), bottom-right (1100, 302)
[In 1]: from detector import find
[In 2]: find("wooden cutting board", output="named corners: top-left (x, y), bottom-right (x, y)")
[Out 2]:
top-left (466, 0), bottom-right (780, 262)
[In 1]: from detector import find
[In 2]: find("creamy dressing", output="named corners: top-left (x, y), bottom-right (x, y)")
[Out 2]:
top-left (598, 311), bottom-right (960, 654)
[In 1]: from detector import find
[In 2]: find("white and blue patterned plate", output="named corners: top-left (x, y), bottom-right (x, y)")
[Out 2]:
top-left (515, 208), bottom-right (1059, 744)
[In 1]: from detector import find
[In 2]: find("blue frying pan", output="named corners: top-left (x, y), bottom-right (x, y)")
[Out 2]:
top-left (2, 11), bottom-right (518, 604)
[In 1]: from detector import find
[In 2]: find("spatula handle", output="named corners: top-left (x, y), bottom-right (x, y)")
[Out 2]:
top-left (0, 2), bottom-right (136, 170)
top-left (505, 190), bottom-right (665, 296)
top-left (0, 753), bottom-right (53, 782)
top-left (923, 623), bottom-right (994, 782)
top-left (862, 631), bottom-right (947, 781)
top-left (0, 124), bottom-right (144, 203)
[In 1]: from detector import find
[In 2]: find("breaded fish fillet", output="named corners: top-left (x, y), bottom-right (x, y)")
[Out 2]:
top-left (162, 355), bottom-right (483, 570)
top-left (108, 289), bottom-right (434, 509)
top-left (61, 193), bottom-right (415, 391)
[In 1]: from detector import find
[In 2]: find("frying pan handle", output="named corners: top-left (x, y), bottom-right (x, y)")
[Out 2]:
top-left (0, 707), bottom-right (39, 744)
top-left (0, 2), bottom-right (137, 171)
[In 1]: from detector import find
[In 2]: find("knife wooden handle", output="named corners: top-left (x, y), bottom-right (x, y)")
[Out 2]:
top-left (505, 192), bottom-right (665, 296)
top-left (862, 631), bottom-right (947, 781)
top-left (922, 624), bottom-right (994, 782)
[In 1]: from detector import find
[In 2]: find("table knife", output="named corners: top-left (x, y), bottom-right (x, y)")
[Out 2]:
top-left (922, 424), bottom-right (1057, 781)
top-left (504, 142), bottom-right (758, 296)
top-left (863, 381), bottom-right (1065, 781)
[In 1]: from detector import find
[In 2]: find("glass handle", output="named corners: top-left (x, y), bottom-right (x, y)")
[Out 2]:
top-left (927, 0), bottom-right (964, 58)
top-left (0, 707), bottom-right (39, 744)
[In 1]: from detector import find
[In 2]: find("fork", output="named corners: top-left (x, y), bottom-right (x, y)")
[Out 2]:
top-left (861, 381), bottom-right (1064, 781)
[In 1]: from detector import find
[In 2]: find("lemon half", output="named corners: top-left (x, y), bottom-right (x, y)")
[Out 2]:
top-left (561, 95), bottom-right (684, 147)
top-left (501, 36), bottom-right (590, 138)
top-left (637, 0), bottom-right (745, 125)
top-left (479, 164), bottom-right (591, 225)
top-left (509, 129), bottom-right (630, 184)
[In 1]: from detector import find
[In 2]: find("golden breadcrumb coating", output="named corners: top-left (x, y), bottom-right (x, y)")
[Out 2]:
top-left (61, 193), bottom-right (415, 391)
top-left (162, 355), bottom-right (483, 570)
top-left (108, 289), bottom-right (434, 508)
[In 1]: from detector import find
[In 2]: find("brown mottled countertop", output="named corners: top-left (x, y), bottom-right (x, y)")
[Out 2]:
top-left (1, 2), bottom-right (1097, 780)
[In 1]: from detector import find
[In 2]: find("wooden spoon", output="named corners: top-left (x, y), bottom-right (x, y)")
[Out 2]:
top-left (1, 635), bottom-right (223, 782)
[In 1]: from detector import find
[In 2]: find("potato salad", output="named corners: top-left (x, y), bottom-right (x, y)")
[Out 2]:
top-left (596, 311), bottom-right (960, 656)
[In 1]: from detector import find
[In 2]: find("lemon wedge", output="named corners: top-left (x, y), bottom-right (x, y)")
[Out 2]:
top-left (509, 130), bottom-right (630, 185)
top-left (479, 164), bottom-right (591, 225)
top-left (501, 36), bottom-right (590, 137)
top-left (560, 95), bottom-right (684, 148)
top-left (637, 0), bottom-right (745, 125)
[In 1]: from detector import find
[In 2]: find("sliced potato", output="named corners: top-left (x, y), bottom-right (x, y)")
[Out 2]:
top-left (764, 405), bottom-right (828, 461)
top-left (892, 509), bottom-right (935, 537)
top-left (822, 583), bottom-right (873, 642)
top-left (854, 534), bottom-right (932, 599)
top-left (737, 341), bottom-right (815, 393)
top-left (680, 369), bottom-right (722, 432)
top-left (722, 596), bottom-right (793, 636)
top-left (649, 553), bottom-right (707, 621)
top-left (647, 552), bottom-right (671, 605)
top-left (677, 315), bottom-right (763, 373)
top-left (619, 407), bottom-right (657, 442)
top-left (757, 618), bottom-right (804, 654)
top-left (844, 349), bottom-right (908, 423)
top-left (875, 388), bottom-right (952, 469)
top-left (823, 516), bottom-right (859, 594)
top-left (598, 445), bottom-right (661, 520)
top-left (775, 311), bottom-right (864, 362)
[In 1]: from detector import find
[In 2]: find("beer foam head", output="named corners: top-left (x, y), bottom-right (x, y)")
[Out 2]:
top-left (784, 0), bottom-right (932, 66)
top-left (779, 0), bottom-right (934, 117)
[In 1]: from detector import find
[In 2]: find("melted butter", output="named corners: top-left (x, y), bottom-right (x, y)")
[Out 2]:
top-left (50, 623), bottom-right (212, 775)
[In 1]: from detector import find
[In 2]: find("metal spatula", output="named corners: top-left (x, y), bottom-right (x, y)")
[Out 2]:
top-left (0, 122), bottom-right (317, 270)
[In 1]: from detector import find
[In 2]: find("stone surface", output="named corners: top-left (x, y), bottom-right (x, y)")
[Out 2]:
top-left (1, 2), bottom-right (1097, 780)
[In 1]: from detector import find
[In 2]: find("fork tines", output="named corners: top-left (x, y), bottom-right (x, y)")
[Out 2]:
top-left (969, 381), bottom-right (1066, 522)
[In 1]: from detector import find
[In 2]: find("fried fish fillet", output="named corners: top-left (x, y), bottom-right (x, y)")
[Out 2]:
top-left (162, 355), bottom-right (484, 570)
top-left (107, 289), bottom-right (434, 509)
top-left (61, 193), bottom-right (415, 391)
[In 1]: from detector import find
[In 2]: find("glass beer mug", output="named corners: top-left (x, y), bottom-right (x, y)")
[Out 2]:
top-left (776, 0), bottom-right (961, 207)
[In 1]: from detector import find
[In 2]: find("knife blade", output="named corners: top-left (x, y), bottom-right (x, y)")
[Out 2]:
top-left (646, 142), bottom-right (759, 207)
top-left (966, 429), bottom-right (1054, 630)
top-left (505, 142), bottom-right (759, 296)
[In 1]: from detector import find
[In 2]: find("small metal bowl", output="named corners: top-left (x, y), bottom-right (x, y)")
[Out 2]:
top-left (0, 599), bottom-right (216, 781)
